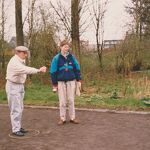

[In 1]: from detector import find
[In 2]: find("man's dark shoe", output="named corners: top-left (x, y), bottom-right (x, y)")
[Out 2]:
top-left (13, 131), bottom-right (24, 136)
top-left (20, 128), bottom-right (28, 133)
top-left (70, 119), bottom-right (79, 124)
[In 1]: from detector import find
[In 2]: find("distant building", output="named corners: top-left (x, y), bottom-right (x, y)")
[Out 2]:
top-left (103, 40), bottom-right (123, 49)
top-left (80, 39), bottom-right (123, 52)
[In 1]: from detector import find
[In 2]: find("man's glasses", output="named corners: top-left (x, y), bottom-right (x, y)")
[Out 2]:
top-left (18, 51), bottom-right (28, 54)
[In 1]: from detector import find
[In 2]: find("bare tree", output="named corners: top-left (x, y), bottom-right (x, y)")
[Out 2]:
top-left (71, 0), bottom-right (80, 61)
top-left (15, 0), bottom-right (24, 45)
top-left (126, 0), bottom-right (144, 40)
top-left (25, 3), bottom-right (58, 67)
top-left (49, 0), bottom-right (90, 62)
top-left (49, 0), bottom-right (71, 40)
top-left (71, 0), bottom-right (91, 62)
top-left (89, 0), bottom-right (108, 70)
top-left (125, 0), bottom-right (148, 72)
top-left (78, 0), bottom-right (91, 35)
top-left (27, 0), bottom-right (36, 49)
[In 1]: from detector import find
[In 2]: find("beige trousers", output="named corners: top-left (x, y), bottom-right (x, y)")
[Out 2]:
top-left (58, 80), bottom-right (76, 121)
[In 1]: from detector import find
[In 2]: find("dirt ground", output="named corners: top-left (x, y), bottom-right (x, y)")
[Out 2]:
top-left (0, 105), bottom-right (150, 150)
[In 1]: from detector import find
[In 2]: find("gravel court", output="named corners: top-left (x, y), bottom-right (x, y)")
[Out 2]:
top-left (0, 105), bottom-right (150, 150)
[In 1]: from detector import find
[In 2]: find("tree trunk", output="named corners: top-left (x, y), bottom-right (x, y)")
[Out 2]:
top-left (71, 0), bottom-right (81, 62)
top-left (15, 0), bottom-right (24, 46)
top-left (1, 0), bottom-right (5, 68)
top-left (28, 0), bottom-right (36, 49)
top-left (96, 20), bottom-right (103, 70)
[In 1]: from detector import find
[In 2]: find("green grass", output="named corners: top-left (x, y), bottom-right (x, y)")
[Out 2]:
top-left (0, 83), bottom-right (59, 106)
top-left (75, 93), bottom-right (150, 111)
top-left (0, 83), bottom-right (149, 111)
top-left (23, 83), bottom-right (59, 106)
top-left (0, 89), bottom-right (7, 104)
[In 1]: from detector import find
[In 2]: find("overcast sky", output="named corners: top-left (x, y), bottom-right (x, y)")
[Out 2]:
top-left (103, 0), bottom-right (131, 41)
top-left (2, 0), bottom-right (131, 44)
top-left (82, 0), bottom-right (131, 43)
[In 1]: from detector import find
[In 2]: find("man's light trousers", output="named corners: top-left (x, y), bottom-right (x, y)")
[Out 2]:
top-left (6, 80), bottom-right (24, 132)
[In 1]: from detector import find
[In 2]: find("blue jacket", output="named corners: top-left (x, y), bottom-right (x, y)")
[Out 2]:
top-left (50, 52), bottom-right (81, 85)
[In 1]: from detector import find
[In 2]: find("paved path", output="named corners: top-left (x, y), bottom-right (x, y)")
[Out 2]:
top-left (0, 106), bottom-right (150, 150)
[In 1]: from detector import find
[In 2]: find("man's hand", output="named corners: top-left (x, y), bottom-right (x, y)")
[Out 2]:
top-left (39, 66), bottom-right (47, 73)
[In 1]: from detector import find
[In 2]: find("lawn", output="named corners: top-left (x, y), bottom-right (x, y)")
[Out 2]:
top-left (0, 82), bottom-right (150, 111)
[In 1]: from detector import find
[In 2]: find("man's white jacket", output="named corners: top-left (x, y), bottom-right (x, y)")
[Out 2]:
top-left (6, 55), bottom-right (39, 84)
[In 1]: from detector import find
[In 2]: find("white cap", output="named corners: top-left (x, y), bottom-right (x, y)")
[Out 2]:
top-left (15, 46), bottom-right (29, 51)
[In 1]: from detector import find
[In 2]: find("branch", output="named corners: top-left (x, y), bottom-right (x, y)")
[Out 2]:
top-left (49, 1), bottom-right (71, 34)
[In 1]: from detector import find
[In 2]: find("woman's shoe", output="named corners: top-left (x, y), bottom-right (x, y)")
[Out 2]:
top-left (70, 119), bottom-right (79, 124)
top-left (58, 120), bottom-right (66, 125)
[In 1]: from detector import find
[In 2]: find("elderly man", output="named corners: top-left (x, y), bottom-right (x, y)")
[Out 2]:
top-left (6, 46), bottom-right (46, 136)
